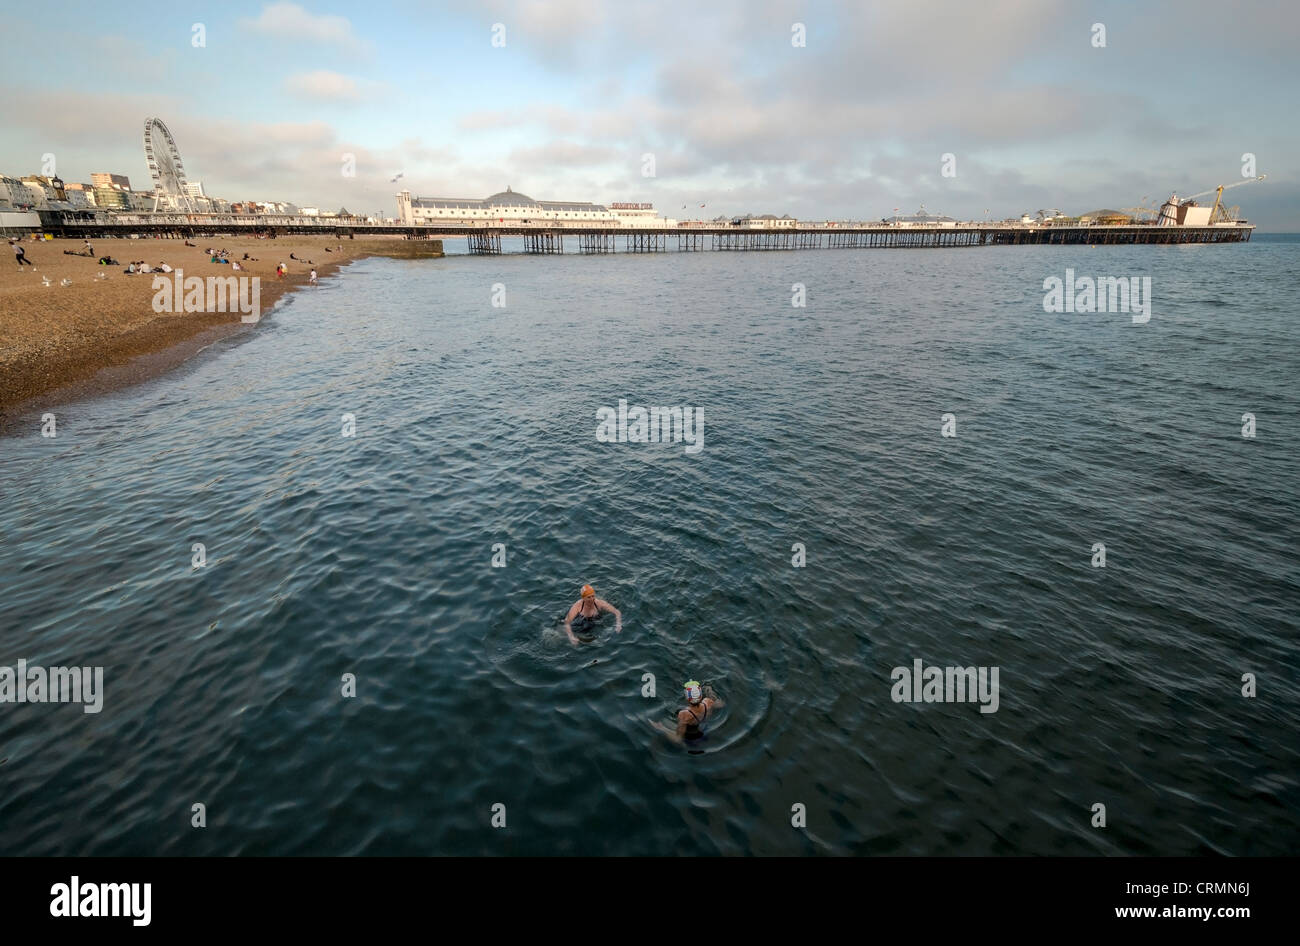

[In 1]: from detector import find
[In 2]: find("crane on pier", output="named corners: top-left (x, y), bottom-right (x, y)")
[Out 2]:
top-left (1120, 196), bottom-right (1157, 224)
top-left (1161, 175), bottom-right (1266, 224)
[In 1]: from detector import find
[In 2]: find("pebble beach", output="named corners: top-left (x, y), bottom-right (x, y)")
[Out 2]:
top-left (0, 235), bottom-right (441, 412)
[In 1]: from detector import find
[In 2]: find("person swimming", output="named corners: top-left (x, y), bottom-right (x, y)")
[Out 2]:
top-left (563, 583), bottom-right (621, 645)
top-left (650, 680), bottom-right (723, 744)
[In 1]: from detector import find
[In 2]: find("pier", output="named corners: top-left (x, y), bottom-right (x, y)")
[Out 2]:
top-left (26, 209), bottom-right (1255, 254)
top-left (469, 223), bottom-right (1253, 255)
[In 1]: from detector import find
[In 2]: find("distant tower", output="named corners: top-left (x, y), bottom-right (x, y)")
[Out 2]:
top-left (143, 118), bottom-right (196, 212)
top-left (397, 189), bottom-right (413, 225)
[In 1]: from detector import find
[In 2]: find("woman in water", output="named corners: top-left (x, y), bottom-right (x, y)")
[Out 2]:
top-left (562, 584), bottom-right (621, 645)
top-left (650, 680), bottom-right (723, 744)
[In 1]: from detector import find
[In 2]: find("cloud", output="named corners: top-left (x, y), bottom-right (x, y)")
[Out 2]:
top-left (240, 2), bottom-right (370, 53)
top-left (457, 109), bottom-right (525, 132)
top-left (507, 142), bottom-right (623, 170)
top-left (284, 70), bottom-right (365, 102)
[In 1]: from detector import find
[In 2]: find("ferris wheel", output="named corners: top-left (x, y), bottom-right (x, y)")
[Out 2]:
top-left (142, 118), bottom-right (196, 212)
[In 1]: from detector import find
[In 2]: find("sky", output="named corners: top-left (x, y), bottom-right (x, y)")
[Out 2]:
top-left (2, 0), bottom-right (1296, 228)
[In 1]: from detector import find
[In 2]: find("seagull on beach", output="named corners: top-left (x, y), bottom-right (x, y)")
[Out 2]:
top-left (60, 278), bottom-right (72, 287)
top-left (41, 276), bottom-right (51, 286)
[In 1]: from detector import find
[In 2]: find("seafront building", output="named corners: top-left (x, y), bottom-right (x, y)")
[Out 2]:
top-left (396, 187), bottom-right (678, 228)
top-left (62, 182), bottom-right (96, 208)
top-left (90, 172), bottom-right (131, 190)
top-left (91, 185), bottom-right (131, 211)
top-left (0, 176), bottom-right (34, 210)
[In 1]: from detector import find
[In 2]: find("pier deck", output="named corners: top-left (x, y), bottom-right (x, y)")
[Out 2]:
top-left (30, 211), bottom-right (1254, 253)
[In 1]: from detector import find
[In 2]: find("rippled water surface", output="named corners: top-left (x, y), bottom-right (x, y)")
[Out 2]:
top-left (2, 238), bottom-right (1298, 855)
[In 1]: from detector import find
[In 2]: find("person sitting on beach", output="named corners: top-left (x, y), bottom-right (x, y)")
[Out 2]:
top-left (138, 261), bottom-right (152, 274)
top-left (158, 261), bottom-right (172, 272)
top-left (290, 252), bottom-right (299, 261)
top-left (124, 262), bottom-right (137, 274)
top-left (650, 680), bottom-right (723, 744)
top-left (324, 247), bottom-right (332, 252)
top-left (184, 240), bottom-right (196, 247)
top-left (563, 584), bottom-right (622, 645)
top-left (231, 261), bottom-right (243, 271)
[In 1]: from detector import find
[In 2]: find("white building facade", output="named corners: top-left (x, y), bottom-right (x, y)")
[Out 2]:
top-left (738, 213), bottom-right (797, 229)
top-left (397, 188), bottom-right (677, 228)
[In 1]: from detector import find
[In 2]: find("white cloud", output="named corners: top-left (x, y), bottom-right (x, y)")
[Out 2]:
top-left (240, 2), bottom-right (370, 53)
top-left (284, 70), bottom-right (364, 102)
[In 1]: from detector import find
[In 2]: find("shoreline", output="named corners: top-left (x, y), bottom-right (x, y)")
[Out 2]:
top-left (0, 236), bottom-right (442, 422)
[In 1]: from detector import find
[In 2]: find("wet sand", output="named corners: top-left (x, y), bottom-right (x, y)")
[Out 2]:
top-left (0, 235), bottom-right (442, 416)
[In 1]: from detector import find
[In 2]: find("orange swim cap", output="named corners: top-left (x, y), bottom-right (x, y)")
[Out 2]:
top-left (580, 584), bottom-right (595, 598)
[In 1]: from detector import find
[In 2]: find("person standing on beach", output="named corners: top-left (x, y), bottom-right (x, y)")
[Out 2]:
top-left (309, 269), bottom-right (317, 285)
top-left (11, 240), bottom-right (34, 268)
top-left (276, 262), bottom-right (286, 279)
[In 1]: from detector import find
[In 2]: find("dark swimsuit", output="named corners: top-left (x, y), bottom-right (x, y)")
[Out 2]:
top-left (682, 701), bottom-right (709, 740)
top-left (571, 604), bottom-right (601, 635)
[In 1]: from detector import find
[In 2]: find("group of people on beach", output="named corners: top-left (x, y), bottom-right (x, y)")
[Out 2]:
top-left (9, 238), bottom-right (324, 288)
top-left (201, 248), bottom-right (259, 271)
top-left (122, 261), bottom-right (173, 274)
top-left (561, 583), bottom-right (721, 745)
